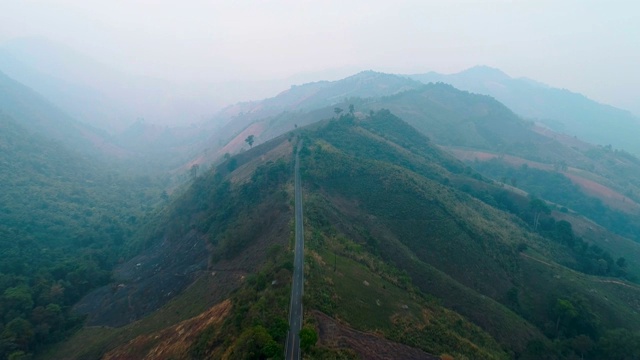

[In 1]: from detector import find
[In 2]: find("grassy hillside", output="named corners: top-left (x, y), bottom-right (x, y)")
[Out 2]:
top-left (46, 107), bottom-right (640, 359)
top-left (198, 75), bottom-right (640, 242)
top-left (297, 111), bottom-right (640, 359)
top-left (198, 71), bottom-right (422, 164)
top-left (42, 137), bottom-right (297, 359)
top-left (210, 78), bottom-right (640, 227)
top-left (472, 159), bottom-right (640, 244)
top-left (369, 83), bottom-right (582, 164)
top-left (344, 83), bottom-right (640, 247)
top-left (48, 116), bottom-right (521, 359)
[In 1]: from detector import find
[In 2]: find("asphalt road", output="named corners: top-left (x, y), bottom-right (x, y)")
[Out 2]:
top-left (286, 142), bottom-right (305, 360)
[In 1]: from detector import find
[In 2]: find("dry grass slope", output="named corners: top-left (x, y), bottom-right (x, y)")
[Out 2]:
top-left (103, 299), bottom-right (232, 360)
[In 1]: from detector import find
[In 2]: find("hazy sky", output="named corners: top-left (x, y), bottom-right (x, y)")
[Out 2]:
top-left (1, 0), bottom-right (638, 112)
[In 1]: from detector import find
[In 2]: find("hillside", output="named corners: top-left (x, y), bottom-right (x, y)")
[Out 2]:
top-left (209, 78), bottom-right (640, 248)
top-left (297, 111), bottom-right (640, 358)
top-left (193, 75), bottom-right (640, 275)
top-left (408, 66), bottom-right (640, 155)
top-left (0, 113), bottom-right (164, 359)
top-left (199, 71), bottom-right (422, 159)
top-left (41, 134), bottom-right (298, 359)
top-left (364, 85), bottom-right (640, 240)
top-left (0, 69), bottom-right (126, 157)
top-left (48, 110), bottom-right (640, 360)
top-left (46, 119), bottom-right (505, 359)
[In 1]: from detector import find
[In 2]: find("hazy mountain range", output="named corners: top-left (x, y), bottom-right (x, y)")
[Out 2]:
top-left (2, 41), bottom-right (640, 359)
top-left (3, 37), bottom-right (639, 158)
top-left (408, 66), bottom-right (640, 155)
top-left (0, 38), bottom-right (362, 133)
top-left (0, 38), bottom-right (224, 132)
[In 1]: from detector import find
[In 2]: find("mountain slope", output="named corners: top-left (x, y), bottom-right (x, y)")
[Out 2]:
top-left (0, 113), bottom-right (164, 359)
top-left (203, 76), bottom-right (640, 258)
top-left (27, 65), bottom-right (640, 358)
top-left (408, 66), bottom-right (640, 155)
top-left (0, 69), bottom-right (126, 157)
top-left (202, 71), bottom-right (422, 155)
top-left (297, 111), bottom-right (640, 358)
top-left (49, 121), bottom-right (515, 359)
top-left (41, 137), bottom-right (298, 359)
top-left (53, 110), bottom-right (640, 360)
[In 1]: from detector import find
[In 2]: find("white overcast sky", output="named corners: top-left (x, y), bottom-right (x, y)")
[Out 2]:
top-left (1, 0), bottom-right (638, 112)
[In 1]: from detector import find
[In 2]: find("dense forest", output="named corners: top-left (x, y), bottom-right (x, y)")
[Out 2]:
top-left (0, 113), bottom-right (165, 359)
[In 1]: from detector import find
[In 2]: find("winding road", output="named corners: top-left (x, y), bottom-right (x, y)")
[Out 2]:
top-left (286, 142), bottom-right (305, 360)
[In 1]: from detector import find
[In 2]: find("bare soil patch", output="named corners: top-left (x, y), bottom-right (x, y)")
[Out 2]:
top-left (314, 311), bottom-right (440, 360)
top-left (447, 148), bottom-right (640, 213)
top-left (102, 299), bottom-right (232, 360)
top-left (73, 195), bottom-right (291, 329)
top-left (564, 173), bottom-right (639, 213)
top-left (73, 230), bottom-right (214, 327)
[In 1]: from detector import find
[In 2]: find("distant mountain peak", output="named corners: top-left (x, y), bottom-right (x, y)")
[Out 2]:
top-left (343, 70), bottom-right (393, 80)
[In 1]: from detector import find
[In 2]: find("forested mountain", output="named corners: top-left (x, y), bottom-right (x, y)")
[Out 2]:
top-left (172, 78), bottom-right (640, 314)
top-left (0, 113), bottom-right (164, 359)
top-left (4, 65), bottom-right (640, 359)
top-left (207, 79), bottom-right (640, 248)
top-left (298, 111), bottom-right (640, 358)
top-left (46, 110), bottom-right (640, 359)
top-left (408, 66), bottom-right (640, 155)
top-left (360, 84), bottom-right (640, 244)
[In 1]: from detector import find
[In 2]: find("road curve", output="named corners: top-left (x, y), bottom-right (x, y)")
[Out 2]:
top-left (286, 142), bottom-right (304, 360)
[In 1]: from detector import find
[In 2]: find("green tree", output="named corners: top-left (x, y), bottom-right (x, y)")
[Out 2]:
top-left (245, 135), bottom-right (255, 148)
top-left (268, 316), bottom-right (289, 341)
top-left (3, 286), bottom-right (33, 314)
top-left (300, 326), bottom-right (318, 352)
top-left (228, 326), bottom-right (277, 360)
top-left (555, 220), bottom-right (575, 247)
top-left (554, 298), bottom-right (578, 336)
top-left (227, 158), bottom-right (238, 172)
top-left (529, 198), bottom-right (550, 230)
top-left (3, 318), bottom-right (33, 350)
